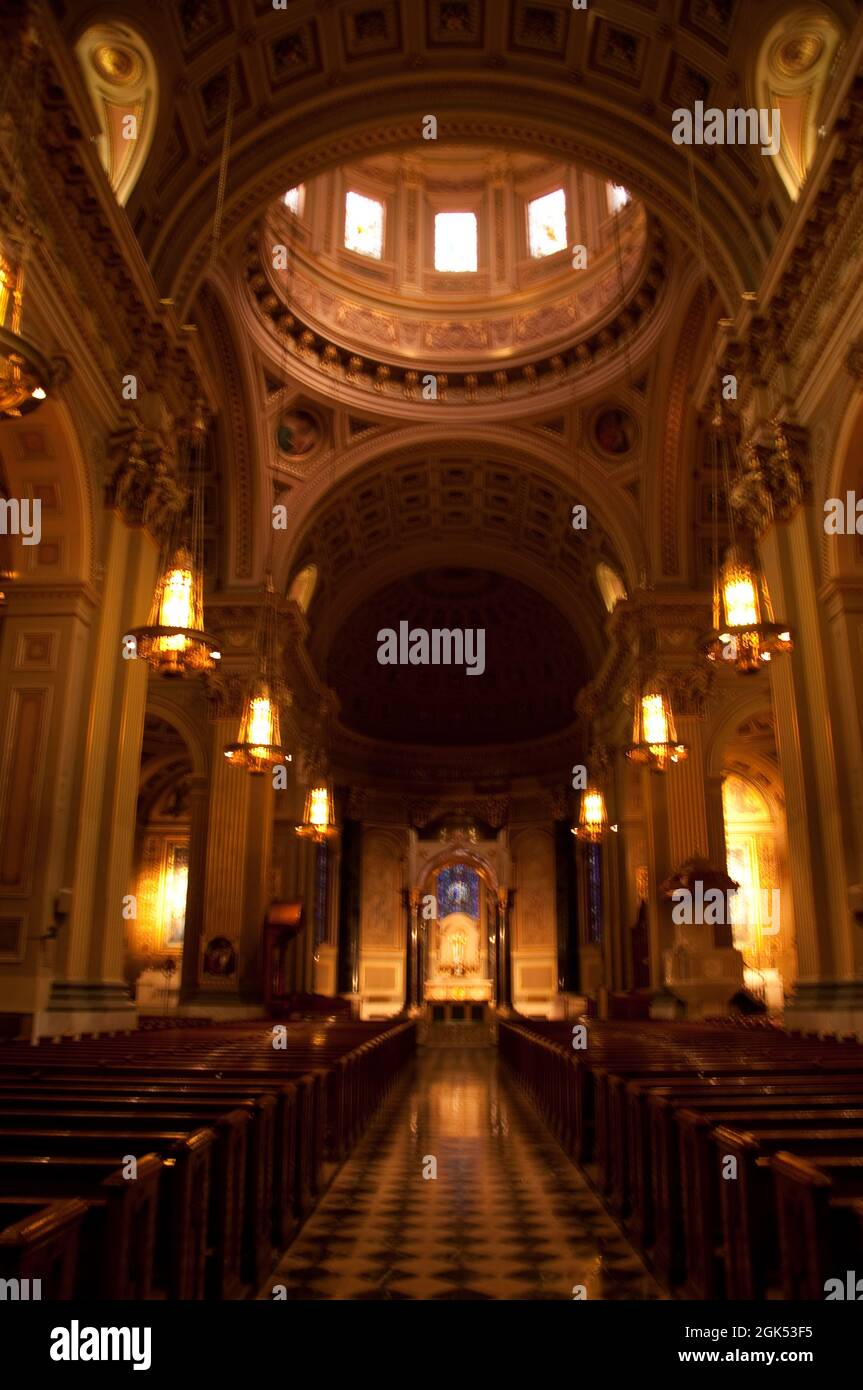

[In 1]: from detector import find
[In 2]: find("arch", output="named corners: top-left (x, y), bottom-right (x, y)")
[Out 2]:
top-left (706, 687), bottom-right (781, 779)
top-left (414, 844), bottom-right (501, 897)
top-left (140, 697), bottom-right (208, 780)
top-left (274, 427), bottom-right (641, 595)
top-left (0, 396), bottom-right (95, 585)
top-left (153, 93), bottom-right (768, 319)
top-left (74, 22), bottom-right (159, 206)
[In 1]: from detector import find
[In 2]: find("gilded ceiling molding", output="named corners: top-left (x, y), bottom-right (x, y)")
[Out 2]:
top-left (242, 219), bottom-right (669, 408)
top-left (330, 719), bottom-right (583, 792)
top-left (722, 77), bottom-right (863, 423)
top-left (15, 79), bottom-right (207, 425)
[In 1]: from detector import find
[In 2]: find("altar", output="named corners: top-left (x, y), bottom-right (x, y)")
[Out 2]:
top-left (423, 905), bottom-right (492, 1012)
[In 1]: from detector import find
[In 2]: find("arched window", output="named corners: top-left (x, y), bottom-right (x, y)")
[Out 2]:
top-left (75, 24), bottom-right (159, 206)
top-left (596, 561), bottom-right (627, 613)
top-left (288, 563), bottom-right (318, 614)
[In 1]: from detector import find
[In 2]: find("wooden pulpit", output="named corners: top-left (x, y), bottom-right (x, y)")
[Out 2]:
top-left (263, 901), bottom-right (303, 1012)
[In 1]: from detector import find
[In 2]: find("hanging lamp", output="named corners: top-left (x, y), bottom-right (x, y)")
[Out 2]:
top-left (682, 153), bottom-right (793, 677)
top-left (573, 781), bottom-right (609, 842)
top-left (698, 419), bottom-right (793, 674)
top-left (609, 187), bottom-right (684, 774)
top-left (129, 408), bottom-right (218, 677)
top-left (224, 573), bottom-right (291, 774)
top-left (296, 697), bottom-right (338, 842)
top-left (572, 739), bottom-right (612, 841)
top-left (626, 667), bottom-right (688, 774)
top-left (295, 768), bottom-right (338, 843)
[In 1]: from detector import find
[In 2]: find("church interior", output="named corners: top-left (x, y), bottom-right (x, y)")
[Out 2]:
top-left (1, 0), bottom-right (863, 1314)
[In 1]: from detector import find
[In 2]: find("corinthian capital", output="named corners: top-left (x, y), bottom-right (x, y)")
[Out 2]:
top-left (107, 420), bottom-right (187, 537)
top-left (732, 422), bottom-right (810, 535)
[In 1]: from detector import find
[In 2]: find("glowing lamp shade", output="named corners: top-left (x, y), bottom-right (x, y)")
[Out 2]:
top-left (224, 680), bottom-right (289, 775)
top-left (723, 564), bottom-right (760, 629)
top-left (626, 678), bottom-right (688, 774)
top-left (700, 544), bottom-right (793, 675)
top-left (130, 546), bottom-right (216, 677)
top-left (296, 781), bottom-right (338, 843)
top-left (573, 785), bottom-right (608, 842)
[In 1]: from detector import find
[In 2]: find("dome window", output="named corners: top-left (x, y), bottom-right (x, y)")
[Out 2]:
top-left (284, 185), bottom-right (305, 216)
top-left (345, 190), bottom-right (384, 258)
top-left (527, 188), bottom-right (567, 258)
top-left (434, 212), bottom-right (477, 272)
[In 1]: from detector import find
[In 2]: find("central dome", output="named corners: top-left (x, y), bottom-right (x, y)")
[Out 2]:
top-left (257, 145), bottom-right (648, 373)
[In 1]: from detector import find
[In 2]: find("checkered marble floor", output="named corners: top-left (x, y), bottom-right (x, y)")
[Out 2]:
top-left (260, 1045), bottom-right (664, 1301)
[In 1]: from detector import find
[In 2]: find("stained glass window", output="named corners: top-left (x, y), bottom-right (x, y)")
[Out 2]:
top-left (284, 185), bottom-right (304, 216)
top-left (608, 183), bottom-right (630, 214)
top-left (344, 190), bottom-right (384, 258)
top-left (527, 188), bottom-right (567, 258)
top-left (436, 864), bottom-right (480, 919)
top-left (434, 212), bottom-right (477, 271)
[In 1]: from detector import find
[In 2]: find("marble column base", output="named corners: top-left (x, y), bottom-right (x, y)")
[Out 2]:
top-left (34, 980), bottom-right (137, 1040)
top-left (784, 980), bottom-right (863, 1039)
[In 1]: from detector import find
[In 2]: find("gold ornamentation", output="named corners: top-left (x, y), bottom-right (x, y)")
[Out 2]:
top-left (772, 33), bottom-right (823, 78)
top-left (91, 43), bottom-right (144, 86)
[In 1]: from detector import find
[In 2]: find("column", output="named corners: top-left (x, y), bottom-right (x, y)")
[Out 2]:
top-left (760, 504), bottom-right (857, 1011)
top-left (191, 710), bottom-right (274, 1007)
top-left (41, 513), bottom-right (159, 1035)
top-left (337, 816), bottom-right (361, 998)
top-left (740, 423), bottom-right (858, 1022)
top-left (554, 818), bottom-right (579, 993)
top-left (487, 887), bottom-right (498, 1005)
top-left (0, 581), bottom-right (97, 1028)
top-left (497, 887), bottom-right (512, 1009)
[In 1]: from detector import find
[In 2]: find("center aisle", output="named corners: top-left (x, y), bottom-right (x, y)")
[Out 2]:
top-left (260, 1041), bottom-right (663, 1300)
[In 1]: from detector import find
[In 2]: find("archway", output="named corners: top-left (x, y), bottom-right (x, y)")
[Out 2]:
top-left (718, 713), bottom-right (797, 1012)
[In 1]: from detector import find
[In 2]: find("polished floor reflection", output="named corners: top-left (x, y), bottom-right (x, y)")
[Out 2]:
top-left (261, 1043), bottom-right (662, 1300)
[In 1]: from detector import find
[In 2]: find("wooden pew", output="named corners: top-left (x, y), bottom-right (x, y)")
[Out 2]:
top-left (0, 1196), bottom-right (87, 1299)
top-left (715, 1123), bottom-right (863, 1299)
top-left (627, 1073), bottom-right (863, 1248)
top-left (0, 1077), bottom-right (296, 1251)
top-left (0, 1092), bottom-right (274, 1288)
top-left (0, 1154), bottom-right (160, 1299)
top-left (649, 1085), bottom-right (863, 1289)
top-left (499, 1015), bottom-right (863, 1301)
top-left (0, 1017), bottom-right (417, 1299)
top-left (0, 1124), bottom-right (217, 1299)
top-left (771, 1153), bottom-right (863, 1299)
